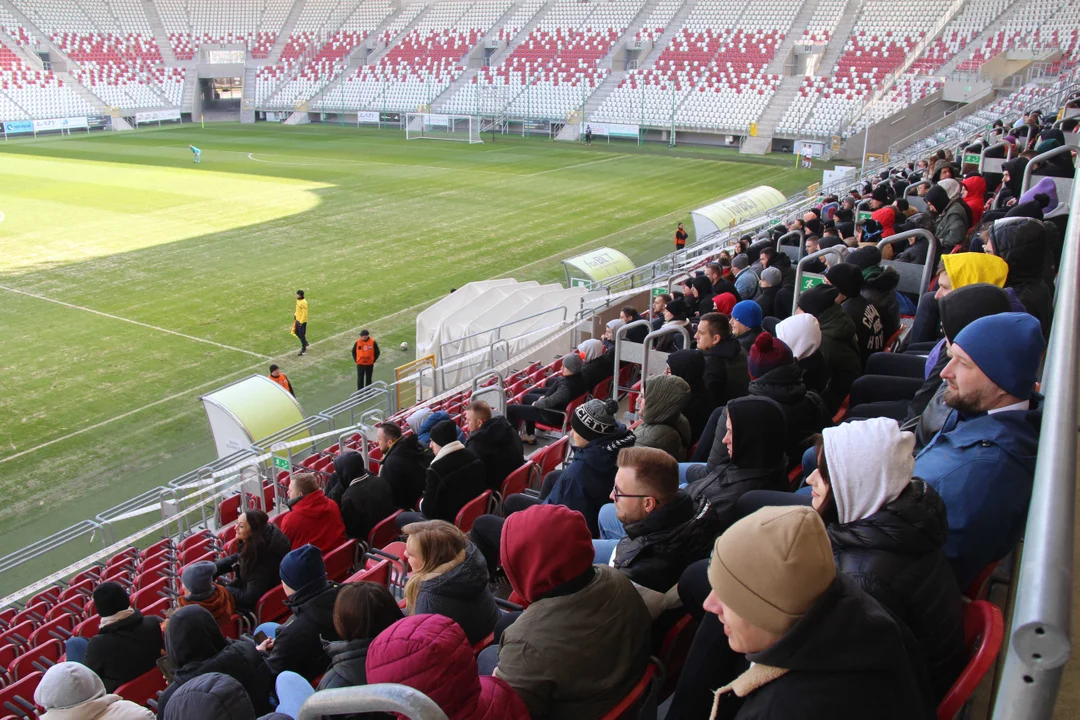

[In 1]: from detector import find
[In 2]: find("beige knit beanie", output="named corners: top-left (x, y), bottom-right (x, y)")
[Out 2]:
top-left (707, 506), bottom-right (836, 636)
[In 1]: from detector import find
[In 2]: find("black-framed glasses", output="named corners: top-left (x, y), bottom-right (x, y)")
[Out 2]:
top-left (613, 485), bottom-right (653, 501)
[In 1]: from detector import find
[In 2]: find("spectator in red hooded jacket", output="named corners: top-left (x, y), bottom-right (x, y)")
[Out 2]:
top-left (480, 504), bottom-right (651, 720)
top-left (870, 184), bottom-right (896, 238)
top-left (366, 614), bottom-right (529, 720)
top-left (278, 473), bottom-right (347, 553)
top-left (962, 175), bottom-right (987, 227)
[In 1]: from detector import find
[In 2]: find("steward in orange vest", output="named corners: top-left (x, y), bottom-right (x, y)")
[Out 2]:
top-left (351, 329), bottom-right (381, 391)
top-left (269, 364), bottom-right (295, 396)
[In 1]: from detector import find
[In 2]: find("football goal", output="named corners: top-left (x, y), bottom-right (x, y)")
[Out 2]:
top-left (405, 113), bottom-right (483, 143)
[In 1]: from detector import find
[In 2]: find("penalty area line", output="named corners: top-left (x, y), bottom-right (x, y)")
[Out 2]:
top-left (0, 285), bottom-right (272, 360)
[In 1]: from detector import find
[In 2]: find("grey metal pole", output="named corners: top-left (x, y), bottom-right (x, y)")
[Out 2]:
top-left (297, 685), bottom-right (448, 720)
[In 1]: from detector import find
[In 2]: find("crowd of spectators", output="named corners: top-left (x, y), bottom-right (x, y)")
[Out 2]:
top-left (48, 107), bottom-right (1072, 720)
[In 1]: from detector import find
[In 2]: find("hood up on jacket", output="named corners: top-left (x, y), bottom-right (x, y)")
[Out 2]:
top-left (366, 614), bottom-right (528, 720)
top-left (775, 314), bottom-right (821, 360)
top-left (827, 479), bottom-right (949, 557)
top-left (822, 418), bottom-right (915, 524)
top-left (641, 374), bottom-right (691, 425)
top-left (577, 338), bottom-right (606, 362)
top-left (161, 673), bottom-right (255, 720)
top-left (748, 362), bottom-right (807, 405)
top-left (165, 605), bottom-right (228, 668)
top-left (329, 450), bottom-right (368, 495)
top-left (1002, 157), bottom-right (1030, 199)
top-left (726, 396), bottom-right (787, 469)
top-left (666, 349), bottom-right (707, 394)
top-left (962, 175), bottom-right (987, 225)
top-left (500, 504), bottom-right (594, 604)
top-left (941, 252), bottom-right (1009, 289)
top-left (990, 216), bottom-right (1048, 284)
top-left (862, 264), bottom-right (900, 294)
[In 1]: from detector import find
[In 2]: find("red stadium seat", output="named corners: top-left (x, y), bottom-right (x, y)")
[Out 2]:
top-left (497, 462), bottom-right (534, 510)
top-left (345, 558), bottom-right (392, 588)
top-left (0, 671), bottom-right (42, 718)
top-left (73, 615), bottom-right (99, 640)
top-left (28, 615), bottom-right (75, 648)
top-left (323, 539), bottom-right (359, 583)
top-left (367, 510), bottom-right (403, 551)
top-left (256, 584), bottom-right (289, 625)
top-left (454, 491), bottom-right (493, 534)
top-left (7, 639), bottom-right (61, 681)
top-left (599, 661), bottom-right (658, 719)
top-left (130, 576), bottom-right (174, 612)
top-left (937, 601), bottom-right (1004, 719)
top-left (116, 667), bottom-right (168, 708)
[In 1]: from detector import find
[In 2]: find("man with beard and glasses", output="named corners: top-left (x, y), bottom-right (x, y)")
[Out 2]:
top-left (913, 312), bottom-right (1044, 589)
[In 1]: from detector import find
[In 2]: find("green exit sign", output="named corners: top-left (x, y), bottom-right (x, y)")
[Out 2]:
top-left (272, 455), bottom-right (289, 470)
top-left (856, 210), bottom-right (873, 223)
top-left (652, 287), bottom-right (667, 297)
top-left (800, 274), bottom-right (825, 292)
top-left (963, 153), bottom-right (980, 165)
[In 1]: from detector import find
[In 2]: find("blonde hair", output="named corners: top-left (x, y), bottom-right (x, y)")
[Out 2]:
top-left (402, 521), bottom-right (468, 611)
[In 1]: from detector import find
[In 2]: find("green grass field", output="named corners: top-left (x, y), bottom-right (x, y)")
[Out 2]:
top-left (0, 123), bottom-right (821, 592)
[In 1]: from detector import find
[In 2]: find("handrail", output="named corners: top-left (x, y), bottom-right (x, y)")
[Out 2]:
top-left (990, 139), bottom-right (1080, 720)
top-left (791, 247), bottom-right (845, 314)
top-left (612, 319), bottom-right (653, 402)
top-left (877, 229), bottom-right (937, 296)
top-left (297, 685), bottom-right (447, 720)
top-left (1020, 144), bottom-right (1079, 196)
top-left (640, 324), bottom-right (691, 385)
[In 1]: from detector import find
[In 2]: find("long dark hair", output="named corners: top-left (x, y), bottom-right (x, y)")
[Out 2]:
top-left (239, 509), bottom-right (269, 567)
top-left (334, 582), bottom-right (404, 641)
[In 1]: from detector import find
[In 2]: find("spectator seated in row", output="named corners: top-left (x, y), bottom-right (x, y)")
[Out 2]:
top-left (257, 545), bottom-right (342, 682)
top-left (35, 662), bottom-right (155, 720)
top-left (279, 472), bottom-right (347, 553)
top-left (655, 297), bottom-right (692, 352)
top-left (914, 312), bottom-right (1044, 590)
top-left (368, 614), bottom-right (529, 720)
top-left (848, 246), bottom-right (902, 342)
top-left (402, 520), bottom-right (499, 645)
top-left (505, 353), bottom-right (588, 444)
top-left (619, 306), bottom-right (649, 343)
top-left (397, 420), bottom-right (487, 528)
top-left (675, 506), bottom-right (931, 719)
top-left (731, 254), bottom-right (759, 301)
top-left (665, 349), bottom-right (713, 443)
top-left (985, 217), bottom-right (1054, 337)
top-left (327, 450), bottom-right (396, 542)
top-left (317, 581), bottom-right (403, 693)
top-left (480, 504), bottom-right (652, 720)
top-left (178, 560), bottom-right (235, 629)
top-left (730, 300), bottom-right (763, 353)
top-left (376, 420), bottom-right (432, 511)
top-left (696, 311), bottom-right (750, 409)
top-left (162, 673), bottom-right (290, 720)
top-left (156, 605), bottom-right (274, 719)
top-left (773, 313), bottom-right (829, 397)
top-left (632, 374), bottom-right (692, 461)
top-left (706, 261), bottom-right (741, 301)
top-left (65, 582), bottom-right (164, 693)
top-left (578, 337), bottom-right (613, 391)
top-left (824, 262), bottom-right (884, 367)
top-left (755, 267), bottom-right (784, 318)
top-left (465, 400), bottom-right (525, 492)
top-left (795, 285), bottom-right (861, 413)
top-left (406, 407), bottom-right (465, 446)
top-left (214, 509), bottom-right (292, 614)
top-left (908, 250), bottom-right (1012, 346)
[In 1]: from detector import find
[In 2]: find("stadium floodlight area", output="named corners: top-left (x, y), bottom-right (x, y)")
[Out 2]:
top-left (406, 113), bottom-right (482, 143)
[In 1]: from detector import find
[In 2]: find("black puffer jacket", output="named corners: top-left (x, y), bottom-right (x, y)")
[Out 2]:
top-left (828, 481), bottom-right (965, 702)
top-left (157, 605), bottom-right (273, 719)
top-left (990, 217), bottom-right (1053, 336)
top-left (581, 351), bottom-right (615, 391)
top-left (266, 582), bottom-right (342, 681)
top-left (798, 349), bottom-right (830, 396)
top-left (329, 451), bottom-right (397, 542)
top-left (747, 363), bottom-right (830, 471)
top-left (533, 371), bottom-right (589, 413)
top-left (702, 338), bottom-right (750, 409)
top-left (379, 435), bottom-right (432, 510)
top-left (420, 444), bottom-right (488, 523)
top-left (466, 415), bottom-right (526, 491)
top-left (217, 521), bottom-right (292, 612)
top-left (611, 491), bottom-right (702, 592)
top-left (412, 543), bottom-right (499, 645)
top-left (83, 610), bottom-right (165, 693)
top-left (314, 639), bottom-right (393, 720)
top-left (682, 397), bottom-right (789, 555)
top-left (862, 265), bottom-right (901, 342)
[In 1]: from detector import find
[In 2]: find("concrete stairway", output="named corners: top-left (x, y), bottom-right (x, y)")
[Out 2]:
top-left (269, 0), bottom-right (308, 64)
top-left (937, 0), bottom-right (1024, 76)
top-left (306, 5), bottom-right (408, 107)
top-left (54, 69), bottom-right (109, 113)
top-left (431, 67), bottom-right (478, 111)
top-left (0, 0), bottom-right (67, 64)
top-left (182, 66), bottom-right (198, 113)
top-left (241, 65), bottom-right (257, 121)
top-left (816, 0), bottom-right (864, 77)
top-left (487, 0), bottom-right (552, 66)
top-left (583, 69), bottom-right (627, 118)
top-left (143, 0), bottom-right (177, 65)
top-left (739, 76), bottom-right (804, 153)
top-left (0, 24), bottom-right (44, 67)
top-left (637, 0), bottom-right (696, 69)
top-left (765, 0), bottom-right (821, 75)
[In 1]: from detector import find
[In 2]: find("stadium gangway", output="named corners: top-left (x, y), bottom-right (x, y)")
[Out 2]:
top-left (990, 139), bottom-right (1080, 720)
top-left (1019, 144), bottom-right (1078, 200)
top-left (610, 321), bottom-right (690, 403)
top-left (297, 684), bottom-right (447, 720)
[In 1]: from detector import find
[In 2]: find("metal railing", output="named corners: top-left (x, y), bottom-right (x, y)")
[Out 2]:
top-left (990, 141), bottom-right (1080, 720)
top-left (297, 685), bottom-right (448, 720)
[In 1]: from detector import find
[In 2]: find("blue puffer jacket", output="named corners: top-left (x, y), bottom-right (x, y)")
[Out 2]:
top-left (544, 427), bottom-right (636, 536)
top-left (417, 411), bottom-right (465, 446)
top-left (913, 401), bottom-right (1041, 590)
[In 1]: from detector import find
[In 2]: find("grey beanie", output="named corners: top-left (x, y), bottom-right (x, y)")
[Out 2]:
top-left (181, 560), bottom-right (217, 602)
top-left (562, 352), bottom-right (584, 374)
top-left (35, 662), bottom-right (105, 710)
top-left (732, 254), bottom-right (749, 270)
top-left (761, 267), bottom-right (783, 287)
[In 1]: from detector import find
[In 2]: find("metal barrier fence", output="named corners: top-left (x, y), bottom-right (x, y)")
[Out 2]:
top-left (990, 153), bottom-right (1080, 720)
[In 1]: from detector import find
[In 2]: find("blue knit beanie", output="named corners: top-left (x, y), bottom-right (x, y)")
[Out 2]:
top-left (731, 300), bottom-right (763, 329)
top-left (279, 544), bottom-right (327, 592)
top-left (952, 312), bottom-right (1044, 400)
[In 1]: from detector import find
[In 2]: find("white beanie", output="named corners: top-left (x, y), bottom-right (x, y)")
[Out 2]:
top-left (577, 338), bottom-right (606, 362)
top-left (823, 418), bottom-right (914, 524)
top-left (605, 318), bottom-right (625, 332)
top-left (405, 407), bottom-right (432, 434)
top-left (775, 314), bottom-right (822, 360)
top-left (35, 662), bottom-right (106, 710)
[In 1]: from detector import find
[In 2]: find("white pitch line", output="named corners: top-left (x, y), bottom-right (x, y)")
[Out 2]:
top-left (523, 153), bottom-right (628, 177)
top-left (0, 285), bottom-right (271, 359)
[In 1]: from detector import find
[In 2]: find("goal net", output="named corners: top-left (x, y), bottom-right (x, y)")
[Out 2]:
top-left (405, 113), bottom-right (483, 143)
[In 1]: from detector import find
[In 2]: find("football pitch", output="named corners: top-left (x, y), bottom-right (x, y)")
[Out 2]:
top-left (0, 123), bottom-right (820, 590)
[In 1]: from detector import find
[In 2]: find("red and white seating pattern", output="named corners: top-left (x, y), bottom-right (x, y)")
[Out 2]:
top-left (778, 0), bottom-right (951, 136)
top-left (910, 0), bottom-right (1014, 74)
top-left (633, 0), bottom-right (683, 44)
top-left (316, 1), bottom-right (512, 113)
top-left (0, 46), bottom-right (96, 120)
top-left (956, 0), bottom-right (1067, 71)
top-left (495, 0), bottom-right (544, 43)
top-left (801, 0), bottom-right (847, 43)
top-left (157, 0), bottom-right (293, 61)
top-left (0, 5), bottom-right (36, 47)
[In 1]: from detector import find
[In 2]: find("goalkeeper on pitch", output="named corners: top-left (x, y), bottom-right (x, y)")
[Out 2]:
top-left (189, 145), bottom-right (201, 164)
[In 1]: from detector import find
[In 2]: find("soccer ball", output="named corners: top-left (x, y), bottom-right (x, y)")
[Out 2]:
top-left (400, 342), bottom-right (409, 351)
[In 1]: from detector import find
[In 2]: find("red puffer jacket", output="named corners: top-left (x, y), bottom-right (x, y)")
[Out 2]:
top-left (279, 490), bottom-right (346, 553)
top-left (366, 614), bottom-right (529, 720)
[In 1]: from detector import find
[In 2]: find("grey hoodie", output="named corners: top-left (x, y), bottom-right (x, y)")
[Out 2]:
top-left (633, 374), bottom-right (692, 460)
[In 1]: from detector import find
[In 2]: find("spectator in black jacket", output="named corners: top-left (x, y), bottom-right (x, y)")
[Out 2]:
top-left (506, 353), bottom-right (588, 443)
top-left (619, 306), bottom-right (650, 343)
top-left (797, 284), bottom-right (862, 413)
top-left (156, 605), bottom-right (273, 719)
top-left (705, 262), bottom-right (741, 302)
top-left (825, 262), bottom-right (884, 368)
top-left (397, 420), bottom-right (487, 526)
top-left (593, 447), bottom-right (700, 595)
top-left (376, 422), bottom-right (431, 511)
top-left (806, 420), bottom-right (966, 702)
top-left (257, 545), bottom-right (342, 681)
top-left (665, 349), bottom-right (713, 444)
top-left (326, 451), bottom-right (396, 543)
top-left (465, 400), bottom-right (525, 492)
top-left (695, 312), bottom-right (749, 409)
top-left (986, 216), bottom-right (1054, 337)
top-left (579, 337), bottom-right (614, 392)
top-left (215, 509), bottom-right (292, 613)
top-left (76, 582), bottom-right (165, 693)
top-left (848, 246), bottom-right (902, 344)
top-left (162, 673), bottom-right (278, 720)
top-left (755, 267), bottom-right (783, 318)
top-left (317, 581), bottom-right (403, 699)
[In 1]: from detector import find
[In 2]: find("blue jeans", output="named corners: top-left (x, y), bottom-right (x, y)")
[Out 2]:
top-left (478, 645), bottom-right (499, 676)
top-left (65, 637), bottom-right (89, 664)
top-left (592, 539), bottom-right (619, 564)
top-left (597, 503), bottom-right (625, 540)
top-left (275, 671), bottom-right (314, 718)
top-left (678, 462), bottom-right (703, 486)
